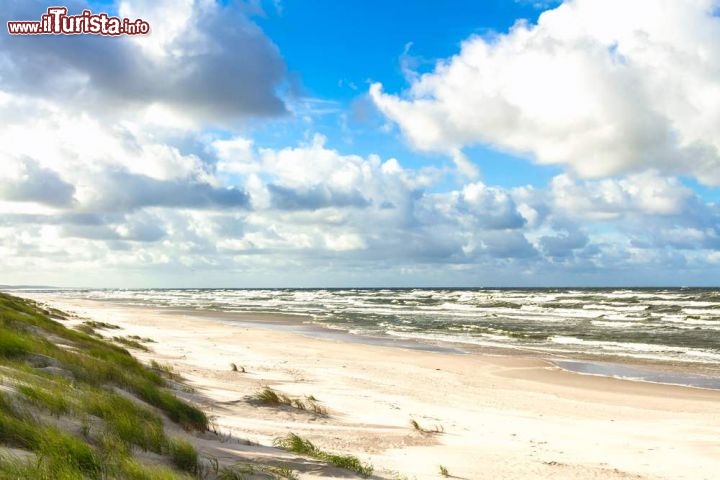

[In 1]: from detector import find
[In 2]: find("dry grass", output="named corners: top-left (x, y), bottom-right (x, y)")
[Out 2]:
top-left (410, 418), bottom-right (444, 434)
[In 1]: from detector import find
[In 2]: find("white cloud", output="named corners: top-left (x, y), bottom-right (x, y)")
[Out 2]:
top-left (371, 0), bottom-right (720, 185)
top-left (324, 233), bottom-right (367, 252)
top-left (708, 251), bottom-right (720, 264)
top-left (550, 171), bottom-right (697, 218)
top-left (0, 159), bottom-right (75, 206)
top-left (0, 0), bottom-right (718, 286)
top-left (0, 97), bottom-right (209, 184)
top-left (539, 228), bottom-right (589, 258)
top-left (118, 0), bottom-right (202, 59)
top-left (0, 0), bottom-right (287, 125)
top-left (0, 122), bottom-right (718, 285)
top-left (214, 137), bottom-right (258, 176)
top-left (459, 182), bottom-right (527, 229)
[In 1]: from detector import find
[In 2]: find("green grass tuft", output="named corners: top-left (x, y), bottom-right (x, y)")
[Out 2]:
top-left (0, 330), bottom-right (34, 358)
top-left (273, 433), bottom-right (373, 477)
top-left (127, 334), bottom-right (155, 343)
top-left (251, 388), bottom-right (327, 415)
top-left (168, 438), bottom-right (199, 475)
top-left (17, 383), bottom-right (70, 416)
top-left (0, 393), bottom-right (41, 450)
top-left (39, 427), bottom-right (101, 477)
top-left (150, 360), bottom-right (183, 381)
top-left (218, 463), bottom-right (298, 480)
top-left (75, 323), bottom-right (101, 336)
top-left (84, 320), bottom-right (121, 330)
top-left (252, 387), bottom-right (287, 405)
top-left (85, 390), bottom-right (166, 452)
top-left (132, 380), bottom-right (208, 431)
top-left (114, 336), bottom-right (151, 351)
top-left (117, 457), bottom-right (195, 480)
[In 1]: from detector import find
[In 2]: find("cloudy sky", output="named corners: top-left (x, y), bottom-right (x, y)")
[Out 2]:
top-left (1, 0), bottom-right (719, 287)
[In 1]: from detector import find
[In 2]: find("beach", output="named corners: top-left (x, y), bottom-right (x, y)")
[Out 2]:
top-left (17, 292), bottom-right (720, 480)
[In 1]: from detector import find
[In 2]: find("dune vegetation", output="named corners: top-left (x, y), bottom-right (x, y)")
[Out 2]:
top-left (0, 292), bottom-right (210, 479)
top-left (0, 292), bottom-right (379, 480)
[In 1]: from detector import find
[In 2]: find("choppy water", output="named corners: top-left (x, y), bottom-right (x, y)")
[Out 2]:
top-left (33, 288), bottom-right (720, 366)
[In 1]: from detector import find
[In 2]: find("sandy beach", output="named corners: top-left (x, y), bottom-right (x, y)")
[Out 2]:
top-left (18, 293), bottom-right (720, 480)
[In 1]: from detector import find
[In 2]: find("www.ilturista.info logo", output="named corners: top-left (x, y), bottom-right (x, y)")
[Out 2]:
top-left (7, 6), bottom-right (150, 35)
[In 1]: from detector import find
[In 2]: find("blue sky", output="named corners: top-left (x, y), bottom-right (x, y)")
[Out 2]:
top-left (0, 0), bottom-right (719, 287)
top-left (251, 0), bottom-right (561, 186)
top-left (257, 0), bottom-right (545, 96)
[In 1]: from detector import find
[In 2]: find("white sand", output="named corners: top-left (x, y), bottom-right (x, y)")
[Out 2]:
top-left (20, 294), bottom-right (720, 480)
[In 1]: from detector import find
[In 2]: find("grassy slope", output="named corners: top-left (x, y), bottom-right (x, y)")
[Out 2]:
top-left (0, 293), bottom-right (373, 480)
top-left (0, 292), bottom-right (207, 479)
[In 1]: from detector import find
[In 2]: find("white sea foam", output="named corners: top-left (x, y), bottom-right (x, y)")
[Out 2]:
top-left (591, 320), bottom-right (639, 328)
top-left (36, 287), bottom-right (720, 365)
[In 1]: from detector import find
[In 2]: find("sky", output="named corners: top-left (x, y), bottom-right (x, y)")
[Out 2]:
top-left (0, 0), bottom-right (719, 288)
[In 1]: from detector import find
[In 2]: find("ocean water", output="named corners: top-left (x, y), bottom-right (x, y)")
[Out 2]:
top-left (37, 288), bottom-right (720, 368)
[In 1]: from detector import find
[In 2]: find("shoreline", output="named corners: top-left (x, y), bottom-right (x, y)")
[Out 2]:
top-left (19, 289), bottom-right (720, 367)
top-left (29, 293), bottom-right (720, 392)
top-left (13, 292), bottom-right (720, 479)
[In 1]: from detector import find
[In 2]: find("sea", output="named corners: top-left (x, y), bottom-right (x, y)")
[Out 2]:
top-left (22, 287), bottom-right (720, 389)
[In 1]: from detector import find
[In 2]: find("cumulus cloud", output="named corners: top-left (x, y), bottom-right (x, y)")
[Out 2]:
top-left (0, 0), bottom-right (287, 124)
top-left (64, 212), bottom-right (167, 242)
top-left (0, 119), bottom-right (547, 281)
top-left (476, 230), bottom-right (539, 259)
top-left (86, 170), bottom-right (250, 212)
top-left (0, 159), bottom-right (75, 206)
top-left (539, 229), bottom-right (589, 258)
top-left (549, 171), bottom-right (699, 218)
top-left (371, 0), bottom-right (720, 185)
top-left (267, 184), bottom-right (370, 211)
top-left (459, 182), bottom-right (527, 229)
top-left (0, 0), bottom-right (718, 286)
top-left (0, 98), bottom-right (212, 185)
top-left (0, 126), bottom-right (719, 284)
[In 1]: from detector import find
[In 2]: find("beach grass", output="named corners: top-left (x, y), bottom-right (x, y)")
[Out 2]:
top-left (273, 432), bottom-right (373, 477)
top-left (0, 292), bottom-right (208, 479)
top-left (84, 389), bottom-right (166, 452)
top-left (168, 438), bottom-right (200, 474)
top-left (82, 320), bottom-right (121, 330)
top-left (218, 463), bottom-right (299, 479)
top-left (1, 292), bottom-right (381, 479)
top-left (253, 386), bottom-right (291, 405)
top-left (251, 387), bottom-right (327, 416)
top-left (113, 335), bottom-right (151, 351)
top-left (17, 383), bottom-right (71, 416)
top-left (410, 418), bottom-right (444, 434)
top-left (150, 360), bottom-right (183, 381)
top-left (75, 322), bottom-right (101, 336)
